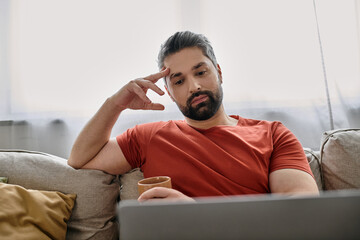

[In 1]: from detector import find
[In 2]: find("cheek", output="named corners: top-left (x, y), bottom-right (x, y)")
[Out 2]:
top-left (170, 89), bottom-right (188, 104)
top-left (209, 76), bottom-right (221, 88)
top-left (167, 87), bottom-right (179, 102)
top-left (173, 93), bottom-right (186, 103)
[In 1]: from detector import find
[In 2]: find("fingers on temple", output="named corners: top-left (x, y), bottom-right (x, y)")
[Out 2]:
top-left (135, 78), bottom-right (165, 95)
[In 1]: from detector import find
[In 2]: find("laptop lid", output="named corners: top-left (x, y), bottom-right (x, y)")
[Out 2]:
top-left (118, 190), bottom-right (360, 240)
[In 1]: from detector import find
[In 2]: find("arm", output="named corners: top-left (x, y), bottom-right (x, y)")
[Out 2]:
top-left (67, 68), bottom-right (170, 175)
top-left (269, 169), bottom-right (319, 195)
top-left (269, 122), bottom-right (319, 196)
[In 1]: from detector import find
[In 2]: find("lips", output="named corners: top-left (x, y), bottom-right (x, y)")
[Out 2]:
top-left (191, 95), bottom-right (208, 106)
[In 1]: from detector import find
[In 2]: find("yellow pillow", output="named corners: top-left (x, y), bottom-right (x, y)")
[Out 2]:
top-left (0, 183), bottom-right (76, 240)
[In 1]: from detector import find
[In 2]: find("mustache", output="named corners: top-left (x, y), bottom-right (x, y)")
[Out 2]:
top-left (186, 90), bottom-right (214, 106)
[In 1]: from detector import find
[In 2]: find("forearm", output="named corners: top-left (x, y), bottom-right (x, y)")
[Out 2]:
top-left (68, 97), bottom-right (123, 168)
top-left (68, 68), bottom-right (169, 169)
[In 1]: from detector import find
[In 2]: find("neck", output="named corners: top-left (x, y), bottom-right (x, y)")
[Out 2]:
top-left (184, 105), bottom-right (237, 129)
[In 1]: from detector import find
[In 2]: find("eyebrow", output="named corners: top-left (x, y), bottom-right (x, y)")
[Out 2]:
top-left (169, 62), bottom-right (207, 80)
top-left (192, 62), bottom-right (206, 70)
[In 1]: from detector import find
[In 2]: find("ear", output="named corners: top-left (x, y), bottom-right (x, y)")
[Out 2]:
top-left (217, 64), bottom-right (223, 83)
top-left (164, 85), bottom-right (175, 102)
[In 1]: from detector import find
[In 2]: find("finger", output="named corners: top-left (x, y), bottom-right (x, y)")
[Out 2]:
top-left (145, 68), bottom-right (170, 82)
top-left (138, 187), bottom-right (171, 202)
top-left (143, 103), bottom-right (165, 111)
top-left (139, 198), bottom-right (169, 203)
top-left (131, 82), bottom-right (151, 103)
top-left (136, 79), bottom-right (165, 96)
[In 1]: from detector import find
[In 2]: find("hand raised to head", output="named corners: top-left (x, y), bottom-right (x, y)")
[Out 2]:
top-left (110, 68), bottom-right (170, 111)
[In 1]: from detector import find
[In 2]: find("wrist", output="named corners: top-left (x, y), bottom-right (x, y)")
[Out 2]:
top-left (107, 96), bottom-right (126, 112)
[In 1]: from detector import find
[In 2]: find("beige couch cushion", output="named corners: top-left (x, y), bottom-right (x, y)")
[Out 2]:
top-left (320, 129), bottom-right (360, 190)
top-left (0, 182), bottom-right (76, 240)
top-left (120, 168), bottom-right (144, 200)
top-left (0, 150), bottom-right (120, 240)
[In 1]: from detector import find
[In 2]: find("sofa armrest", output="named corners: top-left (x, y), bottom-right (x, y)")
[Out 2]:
top-left (0, 149), bottom-right (120, 240)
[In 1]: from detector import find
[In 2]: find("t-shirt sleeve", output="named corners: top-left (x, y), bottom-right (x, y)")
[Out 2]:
top-left (269, 122), bottom-right (314, 178)
top-left (116, 121), bottom-right (165, 169)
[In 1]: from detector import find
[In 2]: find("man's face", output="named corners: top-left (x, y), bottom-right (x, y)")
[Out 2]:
top-left (164, 47), bottom-right (223, 121)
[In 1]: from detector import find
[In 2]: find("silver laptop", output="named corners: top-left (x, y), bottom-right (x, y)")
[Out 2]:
top-left (118, 190), bottom-right (360, 240)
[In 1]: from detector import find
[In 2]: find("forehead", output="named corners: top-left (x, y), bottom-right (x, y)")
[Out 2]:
top-left (163, 47), bottom-right (212, 72)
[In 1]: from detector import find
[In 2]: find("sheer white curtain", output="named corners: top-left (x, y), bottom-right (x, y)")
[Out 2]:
top-left (200, 0), bottom-right (360, 148)
top-left (5, 0), bottom-right (182, 117)
top-left (0, 0), bottom-right (359, 156)
top-left (315, 0), bottom-right (360, 129)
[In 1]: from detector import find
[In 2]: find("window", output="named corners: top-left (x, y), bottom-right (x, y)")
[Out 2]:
top-left (1, 0), bottom-right (359, 133)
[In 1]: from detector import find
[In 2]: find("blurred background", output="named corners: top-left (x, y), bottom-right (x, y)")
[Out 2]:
top-left (0, 0), bottom-right (359, 158)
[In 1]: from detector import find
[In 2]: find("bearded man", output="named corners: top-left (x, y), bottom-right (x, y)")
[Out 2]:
top-left (68, 31), bottom-right (318, 201)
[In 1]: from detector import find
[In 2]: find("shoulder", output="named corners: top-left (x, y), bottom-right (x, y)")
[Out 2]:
top-left (134, 119), bottom-right (184, 131)
top-left (232, 115), bottom-right (282, 130)
top-left (232, 115), bottom-right (295, 142)
top-left (122, 119), bottom-right (185, 138)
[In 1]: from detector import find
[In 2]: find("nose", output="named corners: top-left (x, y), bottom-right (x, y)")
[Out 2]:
top-left (189, 78), bottom-right (201, 94)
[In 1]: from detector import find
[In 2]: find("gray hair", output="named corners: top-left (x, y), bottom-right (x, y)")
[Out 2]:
top-left (157, 31), bottom-right (218, 70)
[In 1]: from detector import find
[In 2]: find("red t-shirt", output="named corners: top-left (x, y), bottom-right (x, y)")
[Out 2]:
top-left (116, 115), bottom-right (313, 197)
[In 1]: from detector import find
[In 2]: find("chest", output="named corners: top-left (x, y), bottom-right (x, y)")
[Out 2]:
top-left (142, 126), bottom-right (274, 195)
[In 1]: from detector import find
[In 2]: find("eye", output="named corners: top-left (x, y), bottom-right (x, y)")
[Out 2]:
top-left (197, 71), bottom-right (207, 76)
top-left (174, 79), bottom-right (184, 85)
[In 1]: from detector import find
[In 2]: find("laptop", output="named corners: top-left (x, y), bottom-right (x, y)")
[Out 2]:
top-left (118, 190), bottom-right (360, 240)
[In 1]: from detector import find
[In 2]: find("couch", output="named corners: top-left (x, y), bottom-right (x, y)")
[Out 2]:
top-left (0, 128), bottom-right (359, 239)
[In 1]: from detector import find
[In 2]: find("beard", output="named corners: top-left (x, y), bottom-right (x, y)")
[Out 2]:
top-left (176, 86), bottom-right (223, 121)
